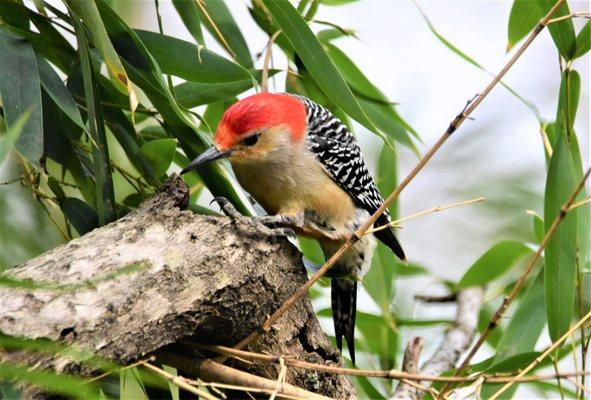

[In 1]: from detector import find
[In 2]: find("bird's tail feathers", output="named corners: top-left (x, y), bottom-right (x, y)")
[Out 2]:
top-left (331, 278), bottom-right (357, 364)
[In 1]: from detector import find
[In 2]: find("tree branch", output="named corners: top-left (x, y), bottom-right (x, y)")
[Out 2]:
top-left (0, 175), bottom-right (355, 399)
top-left (390, 288), bottom-right (485, 400)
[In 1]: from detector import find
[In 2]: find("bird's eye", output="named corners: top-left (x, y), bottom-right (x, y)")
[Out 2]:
top-left (242, 133), bottom-right (260, 146)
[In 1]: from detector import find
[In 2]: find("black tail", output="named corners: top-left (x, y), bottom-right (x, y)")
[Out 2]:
top-left (331, 278), bottom-right (357, 364)
top-left (373, 214), bottom-right (406, 262)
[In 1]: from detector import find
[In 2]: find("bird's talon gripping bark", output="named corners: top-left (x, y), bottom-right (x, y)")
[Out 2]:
top-left (210, 197), bottom-right (243, 221)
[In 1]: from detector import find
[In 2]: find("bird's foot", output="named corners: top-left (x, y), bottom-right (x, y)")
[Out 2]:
top-left (210, 197), bottom-right (295, 238)
top-left (211, 197), bottom-right (243, 221)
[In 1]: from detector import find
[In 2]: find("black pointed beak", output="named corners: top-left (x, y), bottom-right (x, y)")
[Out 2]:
top-left (180, 146), bottom-right (233, 175)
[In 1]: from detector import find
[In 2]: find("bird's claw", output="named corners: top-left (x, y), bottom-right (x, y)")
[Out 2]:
top-left (210, 197), bottom-right (243, 221)
top-left (210, 197), bottom-right (295, 238)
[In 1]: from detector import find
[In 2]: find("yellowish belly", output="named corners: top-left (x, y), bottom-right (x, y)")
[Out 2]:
top-left (232, 160), bottom-right (356, 236)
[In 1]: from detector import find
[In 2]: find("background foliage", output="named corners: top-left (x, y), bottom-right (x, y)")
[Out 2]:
top-left (0, 0), bottom-right (589, 399)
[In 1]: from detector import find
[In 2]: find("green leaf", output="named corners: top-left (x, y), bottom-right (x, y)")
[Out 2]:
top-left (120, 367), bottom-right (148, 400)
top-left (135, 30), bottom-right (251, 83)
top-left (263, 0), bottom-right (379, 136)
top-left (458, 241), bottom-right (532, 287)
top-left (355, 311), bottom-right (398, 370)
top-left (36, 54), bottom-right (85, 130)
top-left (323, 42), bottom-right (418, 148)
top-left (535, 0), bottom-right (576, 60)
top-left (507, 0), bottom-right (540, 51)
top-left (172, 0), bottom-right (204, 45)
top-left (0, 110), bottom-right (31, 166)
top-left (0, 29), bottom-right (43, 163)
top-left (0, 362), bottom-right (101, 400)
top-left (64, 0), bottom-right (135, 100)
top-left (175, 80), bottom-right (255, 108)
top-left (59, 197), bottom-right (99, 235)
top-left (163, 365), bottom-right (180, 400)
top-left (555, 70), bottom-right (580, 134)
top-left (139, 139), bottom-right (177, 177)
top-left (532, 212), bottom-right (544, 243)
top-left (72, 14), bottom-right (116, 226)
top-left (490, 270), bottom-right (546, 366)
top-left (574, 21), bottom-right (590, 58)
top-left (544, 132), bottom-right (578, 341)
top-left (198, 0), bottom-right (253, 68)
top-left (415, 2), bottom-right (542, 122)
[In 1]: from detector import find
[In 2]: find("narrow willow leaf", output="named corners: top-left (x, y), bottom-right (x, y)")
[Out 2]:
top-left (323, 42), bottom-right (419, 148)
top-left (172, 0), bottom-right (204, 45)
top-left (558, 71), bottom-right (588, 273)
top-left (99, 78), bottom-right (161, 187)
top-left (544, 132), bottom-right (578, 341)
top-left (60, 197), bottom-right (99, 235)
top-left (0, 363), bottom-right (101, 400)
top-left (535, 0), bottom-right (576, 60)
top-left (41, 91), bottom-right (96, 204)
top-left (263, 0), bottom-right (379, 136)
top-left (162, 365), bottom-right (180, 400)
top-left (135, 30), bottom-right (251, 83)
top-left (0, 111), bottom-right (31, 166)
top-left (532, 213), bottom-right (544, 243)
top-left (139, 139), bottom-right (177, 177)
top-left (356, 311), bottom-right (397, 370)
top-left (507, 0), bottom-right (540, 51)
top-left (574, 21), bottom-right (590, 59)
top-left (64, 0), bottom-right (137, 109)
top-left (175, 80), bottom-right (255, 108)
top-left (490, 270), bottom-right (545, 366)
top-left (415, 2), bottom-right (542, 122)
top-left (364, 145), bottom-right (399, 311)
top-left (0, 29), bottom-right (43, 163)
top-left (36, 55), bottom-right (85, 130)
top-left (458, 241), bottom-right (532, 287)
top-left (555, 70), bottom-right (580, 134)
top-left (72, 14), bottom-right (116, 226)
top-left (120, 367), bottom-right (148, 400)
top-left (198, 0), bottom-right (253, 68)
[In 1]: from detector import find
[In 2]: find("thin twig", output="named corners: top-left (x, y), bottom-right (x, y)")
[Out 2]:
top-left (261, 30), bottom-right (282, 92)
top-left (489, 310), bottom-right (591, 400)
top-left (154, 0), bottom-right (175, 97)
top-left (194, 343), bottom-right (591, 384)
top-left (569, 196), bottom-right (591, 211)
top-left (194, 0), bottom-right (236, 61)
top-left (566, 376), bottom-right (591, 395)
top-left (440, 166), bottom-right (591, 396)
top-left (365, 197), bottom-right (484, 235)
top-left (230, 0), bottom-right (565, 355)
top-left (546, 12), bottom-right (591, 25)
top-left (86, 356), bottom-right (156, 383)
top-left (186, 379), bottom-right (303, 400)
top-left (142, 362), bottom-right (219, 400)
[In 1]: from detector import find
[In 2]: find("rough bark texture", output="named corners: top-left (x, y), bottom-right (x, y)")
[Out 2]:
top-left (0, 175), bottom-right (355, 399)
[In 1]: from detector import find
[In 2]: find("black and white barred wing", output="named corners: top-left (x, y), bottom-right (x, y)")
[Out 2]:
top-left (297, 95), bottom-right (405, 261)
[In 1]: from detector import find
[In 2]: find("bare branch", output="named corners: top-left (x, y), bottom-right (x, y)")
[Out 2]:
top-left (390, 288), bottom-right (484, 400)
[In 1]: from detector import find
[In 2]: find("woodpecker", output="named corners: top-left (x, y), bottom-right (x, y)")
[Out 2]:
top-left (181, 92), bottom-right (405, 363)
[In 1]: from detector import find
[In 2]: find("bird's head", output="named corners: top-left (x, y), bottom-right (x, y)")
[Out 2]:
top-left (181, 93), bottom-right (307, 174)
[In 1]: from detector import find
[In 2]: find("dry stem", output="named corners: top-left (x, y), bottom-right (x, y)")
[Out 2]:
top-left (261, 30), bottom-right (282, 92)
top-left (365, 197), bottom-right (484, 235)
top-left (194, 343), bottom-right (590, 384)
top-left (143, 362), bottom-right (219, 400)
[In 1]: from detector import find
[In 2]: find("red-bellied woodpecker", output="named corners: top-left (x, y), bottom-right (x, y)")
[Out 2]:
top-left (181, 92), bottom-right (405, 363)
